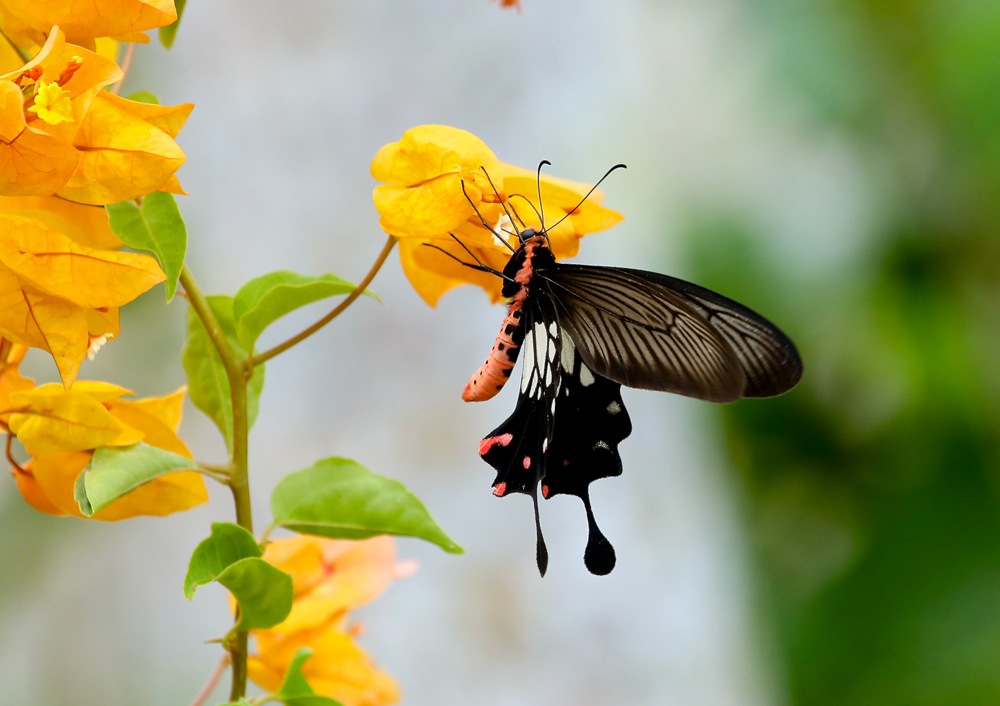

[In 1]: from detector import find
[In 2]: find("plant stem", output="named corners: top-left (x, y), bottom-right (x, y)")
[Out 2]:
top-left (249, 234), bottom-right (397, 368)
top-left (180, 265), bottom-right (253, 701)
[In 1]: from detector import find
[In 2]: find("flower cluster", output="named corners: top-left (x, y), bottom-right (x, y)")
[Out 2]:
top-left (1, 17), bottom-right (192, 515)
top-left (2, 347), bottom-right (207, 519)
top-left (247, 535), bottom-right (416, 706)
top-left (371, 124), bottom-right (623, 305)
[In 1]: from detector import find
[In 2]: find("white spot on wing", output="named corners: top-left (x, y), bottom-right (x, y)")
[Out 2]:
top-left (579, 362), bottom-right (595, 388)
top-left (520, 329), bottom-right (536, 395)
top-left (560, 332), bottom-right (576, 372)
top-left (607, 400), bottom-right (621, 415)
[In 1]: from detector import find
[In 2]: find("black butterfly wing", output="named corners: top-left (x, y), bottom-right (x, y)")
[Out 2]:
top-left (540, 264), bottom-right (802, 402)
top-left (478, 305), bottom-right (632, 576)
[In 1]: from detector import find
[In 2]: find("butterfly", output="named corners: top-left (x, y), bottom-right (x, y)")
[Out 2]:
top-left (439, 163), bottom-right (802, 576)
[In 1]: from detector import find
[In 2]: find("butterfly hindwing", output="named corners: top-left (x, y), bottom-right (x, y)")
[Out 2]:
top-left (479, 313), bottom-right (632, 576)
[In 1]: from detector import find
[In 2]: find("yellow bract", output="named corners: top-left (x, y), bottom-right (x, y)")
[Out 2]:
top-left (0, 0), bottom-right (177, 47)
top-left (246, 535), bottom-right (415, 706)
top-left (371, 124), bottom-right (624, 305)
top-left (0, 27), bottom-right (192, 204)
top-left (0, 211), bottom-right (163, 387)
top-left (7, 382), bottom-right (208, 520)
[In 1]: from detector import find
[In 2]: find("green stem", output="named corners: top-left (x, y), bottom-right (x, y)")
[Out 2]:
top-left (249, 235), bottom-right (397, 368)
top-left (179, 265), bottom-right (253, 701)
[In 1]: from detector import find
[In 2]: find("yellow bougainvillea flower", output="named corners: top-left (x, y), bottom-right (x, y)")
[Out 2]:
top-left (371, 124), bottom-right (623, 305)
top-left (0, 0), bottom-right (177, 48)
top-left (7, 383), bottom-right (208, 520)
top-left (0, 212), bottom-right (163, 386)
top-left (246, 535), bottom-right (416, 706)
top-left (0, 27), bottom-right (191, 204)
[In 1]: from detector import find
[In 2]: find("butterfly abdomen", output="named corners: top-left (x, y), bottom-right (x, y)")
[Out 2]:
top-left (462, 232), bottom-right (553, 402)
top-left (462, 303), bottom-right (527, 401)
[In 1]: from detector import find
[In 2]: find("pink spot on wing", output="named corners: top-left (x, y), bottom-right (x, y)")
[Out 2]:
top-left (541, 484), bottom-right (550, 498)
top-left (479, 433), bottom-right (513, 456)
top-left (522, 455), bottom-right (531, 469)
top-left (493, 482), bottom-right (507, 496)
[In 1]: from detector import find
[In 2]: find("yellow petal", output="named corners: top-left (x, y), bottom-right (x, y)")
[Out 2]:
top-left (373, 175), bottom-right (479, 239)
top-left (371, 125), bottom-right (502, 239)
top-left (8, 385), bottom-right (125, 451)
top-left (118, 385), bottom-right (186, 432)
top-left (0, 195), bottom-right (122, 248)
top-left (109, 96), bottom-right (192, 138)
top-left (0, 125), bottom-right (80, 196)
top-left (20, 446), bottom-right (204, 520)
top-left (0, 81), bottom-right (27, 143)
top-left (105, 395), bottom-right (192, 455)
top-left (0, 276), bottom-right (90, 387)
top-left (0, 214), bottom-right (164, 307)
top-left (58, 90), bottom-right (187, 204)
top-left (88, 468), bottom-right (206, 520)
top-left (12, 453), bottom-right (84, 515)
top-left (1, 1), bottom-right (178, 41)
top-left (68, 380), bottom-right (133, 402)
top-left (370, 124), bottom-right (497, 187)
top-left (249, 626), bottom-right (400, 706)
top-left (0, 346), bottom-right (34, 432)
top-left (271, 537), bottom-right (402, 634)
top-left (398, 236), bottom-right (508, 306)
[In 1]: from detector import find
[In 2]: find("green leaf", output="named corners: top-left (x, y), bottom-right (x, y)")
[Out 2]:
top-left (218, 557), bottom-right (292, 630)
top-left (106, 191), bottom-right (187, 301)
top-left (158, 0), bottom-right (187, 48)
top-left (271, 457), bottom-right (463, 554)
top-left (275, 650), bottom-right (344, 706)
top-left (74, 442), bottom-right (198, 516)
top-left (233, 271), bottom-right (374, 350)
top-left (184, 523), bottom-right (292, 630)
top-left (181, 295), bottom-right (265, 453)
top-left (126, 90), bottom-right (159, 105)
top-left (184, 522), bottom-right (261, 598)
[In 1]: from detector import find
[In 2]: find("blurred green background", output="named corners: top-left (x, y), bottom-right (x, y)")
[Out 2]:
top-left (692, 1), bottom-right (1000, 703)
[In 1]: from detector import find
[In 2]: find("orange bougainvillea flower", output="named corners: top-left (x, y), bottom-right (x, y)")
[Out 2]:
top-left (0, 27), bottom-right (191, 204)
top-left (371, 124), bottom-right (623, 305)
top-left (246, 535), bottom-right (416, 706)
top-left (0, 0), bottom-right (177, 48)
top-left (0, 210), bottom-right (164, 386)
top-left (7, 383), bottom-right (208, 520)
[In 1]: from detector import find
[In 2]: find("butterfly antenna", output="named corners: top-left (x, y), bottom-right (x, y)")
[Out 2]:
top-left (478, 167), bottom-right (526, 239)
top-left (461, 177), bottom-right (518, 255)
top-left (545, 163), bottom-right (627, 233)
top-left (508, 194), bottom-right (545, 235)
top-left (421, 238), bottom-right (511, 282)
top-left (536, 159), bottom-right (550, 230)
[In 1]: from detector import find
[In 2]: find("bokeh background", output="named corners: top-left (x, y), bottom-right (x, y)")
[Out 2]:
top-left (3, 1), bottom-right (999, 704)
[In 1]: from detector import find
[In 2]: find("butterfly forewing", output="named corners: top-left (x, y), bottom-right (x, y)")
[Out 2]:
top-left (540, 264), bottom-right (802, 401)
